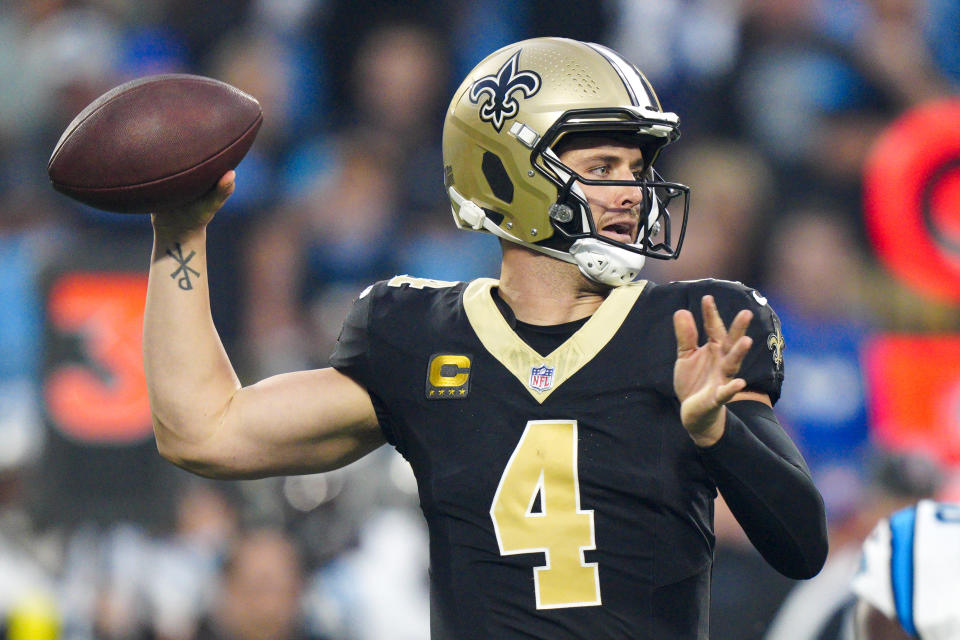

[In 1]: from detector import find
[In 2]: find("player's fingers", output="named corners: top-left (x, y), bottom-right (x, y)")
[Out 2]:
top-left (722, 335), bottom-right (753, 377)
top-left (725, 309), bottom-right (753, 349)
top-left (210, 170), bottom-right (236, 207)
top-left (701, 295), bottom-right (727, 344)
top-left (673, 309), bottom-right (699, 356)
top-left (192, 171), bottom-right (235, 214)
top-left (217, 170), bottom-right (236, 192)
top-left (715, 377), bottom-right (747, 405)
top-left (152, 171), bottom-right (235, 230)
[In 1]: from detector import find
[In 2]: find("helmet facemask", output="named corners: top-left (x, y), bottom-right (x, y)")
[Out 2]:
top-left (531, 115), bottom-right (690, 285)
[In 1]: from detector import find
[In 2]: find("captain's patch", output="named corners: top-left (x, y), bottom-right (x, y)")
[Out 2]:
top-left (426, 353), bottom-right (472, 400)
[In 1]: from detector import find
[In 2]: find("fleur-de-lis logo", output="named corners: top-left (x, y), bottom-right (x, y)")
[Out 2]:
top-left (766, 315), bottom-right (785, 370)
top-left (469, 50), bottom-right (541, 132)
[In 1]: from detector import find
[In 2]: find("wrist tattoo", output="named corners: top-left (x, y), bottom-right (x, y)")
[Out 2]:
top-left (166, 242), bottom-right (201, 290)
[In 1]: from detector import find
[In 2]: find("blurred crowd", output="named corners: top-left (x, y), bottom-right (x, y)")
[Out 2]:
top-left (0, 0), bottom-right (959, 639)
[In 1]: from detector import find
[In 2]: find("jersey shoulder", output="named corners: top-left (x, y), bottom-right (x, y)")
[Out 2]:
top-left (361, 274), bottom-right (468, 329)
top-left (330, 275), bottom-right (468, 370)
top-left (651, 278), bottom-right (772, 314)
top-left (647, 278), bottom-right (785, 402)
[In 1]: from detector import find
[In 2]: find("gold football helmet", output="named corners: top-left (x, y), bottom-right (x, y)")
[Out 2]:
top-left (443, 37), bottom-right (689, 286)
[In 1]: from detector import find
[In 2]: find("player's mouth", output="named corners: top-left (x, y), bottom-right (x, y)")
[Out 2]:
top-left (598, 216), bottom-right (638, 244)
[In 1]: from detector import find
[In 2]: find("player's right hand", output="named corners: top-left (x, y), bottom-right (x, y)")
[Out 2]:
top-left (152, 171), bottom-right (235, 234)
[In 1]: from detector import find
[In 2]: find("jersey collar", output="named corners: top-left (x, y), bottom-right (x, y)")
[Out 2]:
top-left (462, 278), bottom-right (647, 403)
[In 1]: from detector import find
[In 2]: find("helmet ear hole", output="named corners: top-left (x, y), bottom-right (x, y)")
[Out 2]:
top-left (481, 152), bottom-right (514, 203)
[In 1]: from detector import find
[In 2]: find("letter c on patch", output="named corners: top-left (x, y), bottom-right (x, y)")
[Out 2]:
top-left (429, 355), bottom-right (471, 387)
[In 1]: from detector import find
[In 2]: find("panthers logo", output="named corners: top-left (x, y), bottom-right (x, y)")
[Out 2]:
top-left (469, 50), bottom-right (541, 132)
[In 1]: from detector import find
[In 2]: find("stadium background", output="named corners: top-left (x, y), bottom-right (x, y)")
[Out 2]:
top-left (0, 0), bottom-right (958, 638)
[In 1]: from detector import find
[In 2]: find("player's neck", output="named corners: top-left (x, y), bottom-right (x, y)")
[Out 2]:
top-left (497, 242), bottom-right (610, 325)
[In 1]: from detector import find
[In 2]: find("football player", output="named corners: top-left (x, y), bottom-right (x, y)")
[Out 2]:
top-left (850, 500), bottom-right (960, 640)
top-left (144, 37), bottom-right (827, 639)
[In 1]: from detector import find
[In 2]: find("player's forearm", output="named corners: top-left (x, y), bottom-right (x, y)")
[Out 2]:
top-left (144, 225), bottom-right (241, 468)
top-left (698, 401), bottom-right (829, 580)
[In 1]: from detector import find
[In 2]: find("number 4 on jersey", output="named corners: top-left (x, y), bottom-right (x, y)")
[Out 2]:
top-left (490, 420), bottom-right (601, 609)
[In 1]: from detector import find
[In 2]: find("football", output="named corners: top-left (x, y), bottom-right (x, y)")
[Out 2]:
top-left (47, 74), bottom-right (262, 213)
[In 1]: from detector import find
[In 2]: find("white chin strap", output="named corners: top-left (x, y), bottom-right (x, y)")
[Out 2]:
top-left (569, 238), bottom-right (646, 286)
top-left (448, 185), bottom-right (649, 287)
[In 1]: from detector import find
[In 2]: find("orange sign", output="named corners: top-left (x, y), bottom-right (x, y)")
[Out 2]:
top-left (44, 272), bottom-right (152, 443)
top-left (864, 335), bottom-right (960, 465)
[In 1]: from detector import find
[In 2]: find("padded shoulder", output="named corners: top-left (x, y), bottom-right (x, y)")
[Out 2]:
top-left (653, 279), bottom-right (785, 402)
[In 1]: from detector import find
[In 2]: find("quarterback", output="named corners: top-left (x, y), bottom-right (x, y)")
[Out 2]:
top-left (144, 38), bottom-right (828, 639)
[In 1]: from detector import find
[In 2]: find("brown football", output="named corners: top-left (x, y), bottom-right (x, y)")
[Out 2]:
top-left (47, 74), bottom-right (262, 213)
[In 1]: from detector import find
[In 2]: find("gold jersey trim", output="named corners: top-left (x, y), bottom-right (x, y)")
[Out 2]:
top-left (462, 278), bottom-right (647, 403)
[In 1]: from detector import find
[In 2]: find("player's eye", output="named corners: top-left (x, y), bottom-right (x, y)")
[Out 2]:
top-left (589, 165), bottom-right (609, 177)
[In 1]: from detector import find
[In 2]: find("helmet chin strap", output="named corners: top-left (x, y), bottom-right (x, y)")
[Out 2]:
top-left (569, 238), bottom-right (646, 286)
top-left (449, 185), bottom-right (649, 287)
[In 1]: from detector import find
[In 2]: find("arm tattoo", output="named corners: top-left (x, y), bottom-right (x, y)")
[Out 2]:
top-left (166, 243), bottom-right (201, 290)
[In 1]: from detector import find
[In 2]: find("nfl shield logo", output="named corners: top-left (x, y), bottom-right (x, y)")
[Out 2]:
top-left (529, 365), bottom-right (555, 392)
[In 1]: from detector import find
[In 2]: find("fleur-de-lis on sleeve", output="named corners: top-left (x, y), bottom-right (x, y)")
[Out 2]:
top-left (766, 315), bottom-right (785, 370)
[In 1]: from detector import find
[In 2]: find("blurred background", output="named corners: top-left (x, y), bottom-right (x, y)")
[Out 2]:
top-left (1, 0), bottom-right (959, 638)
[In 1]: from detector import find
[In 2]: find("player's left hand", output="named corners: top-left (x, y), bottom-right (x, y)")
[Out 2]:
top-left (673, 295), bottom-right (753, 447)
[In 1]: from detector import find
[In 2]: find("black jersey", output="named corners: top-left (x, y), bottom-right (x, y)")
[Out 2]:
top-left (330, 276), bottom-right (787, 640)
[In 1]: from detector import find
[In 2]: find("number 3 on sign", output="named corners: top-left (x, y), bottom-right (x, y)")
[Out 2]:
top-left (490, 420), bottom-right (601, 609)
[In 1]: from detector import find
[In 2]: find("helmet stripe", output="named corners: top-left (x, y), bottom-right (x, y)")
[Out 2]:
top-left (584, 42), bottom-right (659, 110)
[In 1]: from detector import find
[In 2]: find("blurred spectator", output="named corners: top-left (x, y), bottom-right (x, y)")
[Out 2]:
top-left (306, 506), bottom-right (429, 640)
top-left (730, 0), bottom-right (959, 244)
top-left (395, 203), bottom-right (502, 283)
top-left (847, 0), bottom-right (956, 107)
top-left (607, 0), bottom-right (742, 128)
top-left (283, 446), bottom-right (422, 569)
top-left (317, 1), bottom-right (452, 124)
top-left (242, 132), bottom-right (402, 376)
top-left (0, 3), bottom-right (120, 149)
top-left (241, 20), bottom-right (460, 376)
top-left (732, 1), bottom-right (880, 160)
top-left (340, 21), bottom-right (451, 213)
top-left (348, 23), bottom-right (448, 142)
top-left (194, 526), bottom-right (330, 640)
top-left (144, 479), bottom-right (241, 640)
top-left (160, 0), bottom-right (253, 69)
top-left (56, 478), bottom-right (240, 640)
top-left (0, 464), bottom-right (60, 640)
top-left (648, 137), bottom-right (776, 285)
top-left (760, 207), bottom-right (875, 516)
top-left (0, 184), bottom-right (66, 476)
